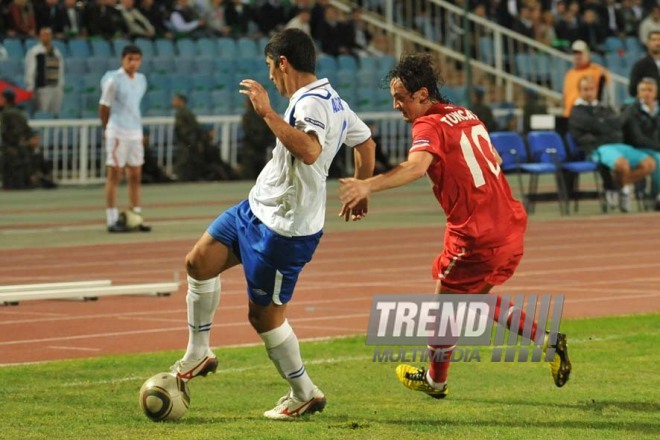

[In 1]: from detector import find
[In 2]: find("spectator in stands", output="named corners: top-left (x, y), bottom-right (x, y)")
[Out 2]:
top-left (24, 26), bottom-right (64, 116)
top-left (240, 97), bottom-right (274, 180)
top-left (62, 0), bottom-right (86, 39)
top-left (285, 7), bottom-right (311, 36)
top-left (535, 9), bottom-right (557, 47)
top-left (35, 0), bottom-right (66, 37)
top-left (7, 0), bottom-right (36, 38)
top-left (310, 0), bottom-right (329, 40)
top-left (562, 39), bottom-right (609, 117)
top-left (170, 0), bottom-right (207, 38)
top-left (578, 8), bottom-right (608, 54)
top-left (629, 31), bottom-right (660, 99)
top-left (256, 0), bottom-right (287, 37)
top-left (287, 0), bottom-right (312, 23)
top-left (205, 0), bottom-right (231, 37)
top-left (118, 0), bottom-right (156, 39)
top-left (172, 93), bottom-right (206, 181)
top-left (604, 0), bottom-right (625, 38)
top-left (512, 5), bottom-right (534, 39)
top-left (555, 1), bottom-right (581, 45)
top-left (141, 128), bottom-right (174, 184)
top-left (619, 0), bottom-right (642, 38)
top-left (569, 75), bottom-right (654, 212)
top-left (318, 6), bottom-right (353, 57)
top-left (622, 77), bottom-right (660, 210)
top-left (225, 0), bottom-right (257, 38)
top-left (470, 86), bottom-right (498, 133)
top-left (0, 89), bottom-right (31, 190)
top-left (639, 4), bottom-right (660, 43)
top-left (346, 7), bottom-right (373, 57)
top-left (85, 0), bottom-right (123, 40)
top-left (138, 0), bottom-right (172, 38)
top-left (25, 128), bottom-right (56, 189)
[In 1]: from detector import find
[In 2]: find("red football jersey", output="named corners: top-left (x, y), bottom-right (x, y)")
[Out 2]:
top-left (409, 103), bottom-right (527, 248)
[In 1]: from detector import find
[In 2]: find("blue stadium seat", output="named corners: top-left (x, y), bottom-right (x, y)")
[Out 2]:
top-left (337, 54), bottom-right (358, 71)
top-left (234, 57), bottom-right (259, 77)
top-left (356, 86), bottom-right (379, 112)
top-left (112, 39), bottom-right (131, 57)
top-left (236, 37), bottom-right (258, 59)
top-left (190, 90), bottom-right (212, 110)
top-left (176, 38), bottom-right (196, 58)
top-left (148, 73), bottom-right (171, 91)
top-left (65, 58), bottom-right (87, 75)
top-left (211, 71), bottom-right (235, 90)
top-left (134, 38), bottom-right (156, 57)
top-left (69, 39), bottom-right (91, 58)
top-left (191, 74), bottom-right (213, 91)
top-left (211, 90), bottom-right (233, 115)
top-left (217, 38), bottom-right (237, 59)
top-left (358, 55), bottom-right (378, 72)
top-left (377, 55), bottom-right (396, 73)
top-left (175, 60), bottom-right (197, 75)
top-left (85, 57), bottom-right (112, 76)
top-left (151, 58), bottom-right (176, 74)
top-left (489, 131), bottom-right (528, 172)
top-left (24, 38), bottom-right (37, 53)
top-left (603, 36), bottom-right (624, 53)
top-left (155, 38), bottom-right (176, 57)
top-left (0, 59), bottom-right (23, 77)
top-left (90, 39), bottom-right (112, 57)
top-left (52, 39), bottom-right (69, 58)
top-left (145, 90), bottom-right (169, 112)
top-left (33, 110), bottom-right (55, 120)
top-left (82, 73), bottom-right (101, 93)
top-left (196, 38), bottom-right (218, 57)
top-left (194, 57), bottom-right (215, 75)
top-left (316, 55), bottom-right (337, 72)
top-left (169, 74), bottom-right (190, 94)
top-left (3, 38), bottom-right (24, 58)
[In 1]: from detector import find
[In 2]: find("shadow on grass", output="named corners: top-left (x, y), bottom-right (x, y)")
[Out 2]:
top-left (457, 397), bottom-right (660, 413)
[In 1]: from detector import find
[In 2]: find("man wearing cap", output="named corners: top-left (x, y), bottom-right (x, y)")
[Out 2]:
top-left (562, 39), bottom-right (609, 117)
top-left (0, 89), bottom-right (32, 189)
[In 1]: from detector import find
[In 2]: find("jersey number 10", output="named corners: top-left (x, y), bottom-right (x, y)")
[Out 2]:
top-left (459, 125), bottom-right (501, 188)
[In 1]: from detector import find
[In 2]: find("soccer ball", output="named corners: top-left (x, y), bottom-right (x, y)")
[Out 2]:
top-left (139, 372), bottom-right (190, 422)
top-left (122, 209), bottom-right (144, 229)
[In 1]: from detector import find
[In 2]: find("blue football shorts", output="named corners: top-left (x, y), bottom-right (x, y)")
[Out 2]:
top-left (592, 143), bottom-right (650, 169)
top-left (207, 199), bottom-right (322, 306)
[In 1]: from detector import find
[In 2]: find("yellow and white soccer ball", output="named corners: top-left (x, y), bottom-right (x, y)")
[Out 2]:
top-left (123, 209), bottom-right (144, 229)
top-left (139, 372), bottom-right (190, 422)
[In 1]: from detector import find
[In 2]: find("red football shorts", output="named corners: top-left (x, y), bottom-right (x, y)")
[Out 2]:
top-left (432, 234), bottom-right (524, 293)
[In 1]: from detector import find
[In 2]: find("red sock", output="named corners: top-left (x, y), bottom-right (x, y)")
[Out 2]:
top-left (427, 343), bottom-right (456, 384)
top-left (493, 296), bottom-right (538, 341)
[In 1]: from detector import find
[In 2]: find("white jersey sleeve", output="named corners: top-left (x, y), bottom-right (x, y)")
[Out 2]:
top-left (342, 106), bottom-right (371, 148)
top-left (290, 93), bottom-right (331, 149)
top-left (99, 73), bottom-right (116, 107)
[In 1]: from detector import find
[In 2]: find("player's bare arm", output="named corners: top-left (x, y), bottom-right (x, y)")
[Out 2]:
top-left (340, 137), bottom-right (376, 221)
top-left (339, 150), bottom-right (433, 209)
top-left (99, 104), bottom-right (110, 132)
top-left (240, 79), bottom-right (321, 164)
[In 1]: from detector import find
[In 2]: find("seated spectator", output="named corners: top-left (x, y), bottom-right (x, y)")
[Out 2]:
top-left (562, 40), bottom-right (609, 117)
top-left (346, 7), bottom-right (373, 57)
top-left (225, 0), bottom-right (257, 38)
top-left (622, 77), bottom-right (660, 210)
top-left (285, 7), bottom-right (311, 36)
top-left (256, 0), bottom-right (287, 37)
top-left (569, 75), bottom-right (655, 212)
top-left (555, 1), bottom-right (581, 44)
top-left (25, 129), bottom-right (56, 189)
top-left (172, 93), bottom-right (236, 181)
top-left (62, 0), bottom-right (86, 39)
top-left (84, 0), bottom-right (124, 40)
top-left (639, 4), bottom-right (660, 43)
top-left (318, 6), bottom-right (353, 57)
top-left (205, 0), bottom-right (231, 37)
top-left (7, 0), bottom-right (37, 38)
top-left (578, 9), bottom-right (607, 55)
top-left (0, 89), bottom-right (32, 190)
top-left (141, 128), bottom-right (173, 184)
top-left (170, 0), bottom-right (207, 38)
top-left (118, 0), bottom-right (156, 39)
top-left (240, 97), bottom-right (274, 179)
top-left (35, 0), bottom-right (67, 37)
top-left (138, 0), bottom-right (172, 38)
top-left (619, 0), bottom-right (642, 39)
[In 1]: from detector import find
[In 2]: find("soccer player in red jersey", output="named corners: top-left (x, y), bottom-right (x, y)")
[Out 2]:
top-left (339, 53), bottom-right (571, 398)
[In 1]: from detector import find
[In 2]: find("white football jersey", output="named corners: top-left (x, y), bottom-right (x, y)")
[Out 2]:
top-left (249, 78), bottom-right (371, 237)
top-left (99, 68), bottom-right (147, 140)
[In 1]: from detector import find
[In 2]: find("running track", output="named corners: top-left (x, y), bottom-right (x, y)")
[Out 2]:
top-left (1, 215), bottom-right (659, 365)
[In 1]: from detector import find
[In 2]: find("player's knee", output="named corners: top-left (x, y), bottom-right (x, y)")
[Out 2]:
top-left (640, 157), bottom-right (656, 174)
top-left (613, 158), bottom-right (629, 173)
top-left (185, 250), bottom-right (203, 278)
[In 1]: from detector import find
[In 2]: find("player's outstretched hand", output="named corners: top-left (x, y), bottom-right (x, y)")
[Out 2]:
top-left (338, 178), bottom-right (371, 214)
top-left (239, 79), bottom-right (272, 118)
top-left (339, 197), bottom-right (368, 222)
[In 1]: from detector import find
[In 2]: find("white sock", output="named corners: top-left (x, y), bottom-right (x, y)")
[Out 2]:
top-left (183, 275), bottom-right (220, 361)
top-left (426, 370), bottom-right (446, 389)
top-left (260, 320), bottom-right (315, 401)
top-left (106, 208), bottom-right (118, 226)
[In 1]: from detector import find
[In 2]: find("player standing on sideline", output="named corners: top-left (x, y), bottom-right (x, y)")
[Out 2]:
top-left (339, 53), bottom-right (571, 399)
top-left (170, 28), bottom-right (375, 420)
top-left (99, 44), bottom-right (150, 233)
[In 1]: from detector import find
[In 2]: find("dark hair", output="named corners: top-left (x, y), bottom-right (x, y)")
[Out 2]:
top-left (122, 44), bottom-right (142, 58)
top-left (264, 28), bottom-right (316, 74)
top-left (2, 88), bottom-right (16, 104)
top-left (386, 53), bottom-right (445, 103)
top-left (174, 93), bottom-right (187, 103)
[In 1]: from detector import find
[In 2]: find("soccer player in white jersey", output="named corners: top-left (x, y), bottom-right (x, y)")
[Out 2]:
top-left (170, 28), bottom-right (376, 420)
top-left (99, 44), bottom-right (149, 233)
